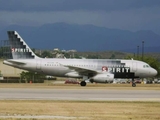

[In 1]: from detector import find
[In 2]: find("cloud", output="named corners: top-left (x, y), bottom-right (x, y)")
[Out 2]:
top-left (0, 0), bottom-right (160, 12)
top-left (0, 6), bottom-right (159, 31)
top-left (0, 0), bottom-right (160, 34)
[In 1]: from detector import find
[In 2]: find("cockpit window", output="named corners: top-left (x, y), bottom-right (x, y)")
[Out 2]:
top-left (143, 65), bottom-right (150, 68)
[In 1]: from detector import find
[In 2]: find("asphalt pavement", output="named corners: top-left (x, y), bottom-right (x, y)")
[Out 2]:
top-left (0, 88), bottom-right (160, 101)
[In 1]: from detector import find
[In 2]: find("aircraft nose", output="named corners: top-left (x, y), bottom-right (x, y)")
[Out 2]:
top-left (151, 68), bottom-right (157, 76)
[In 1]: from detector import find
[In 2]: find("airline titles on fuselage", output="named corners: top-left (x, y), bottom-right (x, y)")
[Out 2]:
top-left (107, 67), bottom-right (130, 73)
top-left (102, 66), bottom-right (130, 73)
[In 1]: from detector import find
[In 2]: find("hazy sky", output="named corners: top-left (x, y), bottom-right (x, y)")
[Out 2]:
top-left (0, 0), bottom-right (160, 34)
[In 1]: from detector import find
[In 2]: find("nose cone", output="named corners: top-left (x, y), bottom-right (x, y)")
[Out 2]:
top-left (151, 68), bottom-right (158, 76)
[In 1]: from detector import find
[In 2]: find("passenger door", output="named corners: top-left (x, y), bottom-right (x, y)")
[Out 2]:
top-left (132, 62), bottom-right (137, 72)
top-left (36, 60), bottom-right (41, 70)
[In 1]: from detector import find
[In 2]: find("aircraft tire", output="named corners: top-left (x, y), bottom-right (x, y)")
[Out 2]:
top-left (80, 81), bottom-right (86, 86)
top-left (132, 83), bottom-right (136, 87)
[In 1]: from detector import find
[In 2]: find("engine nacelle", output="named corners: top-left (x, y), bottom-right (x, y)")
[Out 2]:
top-left (65, 72), bottom-right (82, 78)
top-left (90, 73), bottom-right (114, 83)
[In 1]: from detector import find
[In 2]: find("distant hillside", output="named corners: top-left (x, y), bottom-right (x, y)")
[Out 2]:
top-left (75, 51), bottom-right (131, 59)
top-left (122, 46), bottom-right (160, 53)
top-left (75, 51), bottom-right (160, 61)
top-left (0, 22), bottom-right (160, 52)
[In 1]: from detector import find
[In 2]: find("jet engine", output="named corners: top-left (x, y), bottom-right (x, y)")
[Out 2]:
top-left (90, 73), bottom-right (114, 83)
top-left (65, 72), bottom-right (82, 78)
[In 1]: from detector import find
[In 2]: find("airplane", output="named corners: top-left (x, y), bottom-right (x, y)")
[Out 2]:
top-left (3, 31), bottom-right (157, 87)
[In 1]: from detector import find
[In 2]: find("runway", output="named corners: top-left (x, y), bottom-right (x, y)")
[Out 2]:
top-left (0, 88), bottom-right (160, 101)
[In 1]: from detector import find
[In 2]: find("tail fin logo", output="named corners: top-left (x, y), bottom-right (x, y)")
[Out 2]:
top-left (8, 31), bottom-right (39, 59)
top-left (11, 48), bottom-right (29, 53)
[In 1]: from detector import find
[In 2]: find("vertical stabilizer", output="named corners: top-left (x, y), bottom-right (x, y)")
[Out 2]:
top-left (8, 31), bottom-right (39, 59)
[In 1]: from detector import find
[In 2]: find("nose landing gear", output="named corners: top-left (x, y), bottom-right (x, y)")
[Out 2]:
top-left (132, 78), bottom-right (136, 87)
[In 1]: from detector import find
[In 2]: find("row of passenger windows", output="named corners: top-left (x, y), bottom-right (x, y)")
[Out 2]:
top-left (44, 64), bottom-right (96, 67)
top-left (44, 64), bottom-right (126, 67)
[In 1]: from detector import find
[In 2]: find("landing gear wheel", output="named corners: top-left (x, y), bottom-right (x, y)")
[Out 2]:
top-left (131, 78), bottom-right (136, 87)
top-left (80, 81), bottom-right (86, 86)
top-left (132, 83), bottom-right (136, 87)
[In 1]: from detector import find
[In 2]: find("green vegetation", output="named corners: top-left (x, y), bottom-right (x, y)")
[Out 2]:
top-left (41, 50), bottom-right (53, 58)
top-left (75, 51), bottom-right (131, 59)
top-left (20, 71), bottom-right (46, 83)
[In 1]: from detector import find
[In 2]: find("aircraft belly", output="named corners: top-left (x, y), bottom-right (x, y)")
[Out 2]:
top-left (135, 69), bottom-right (149, 78)
top-left (114, 73), bottom-right (135, 78)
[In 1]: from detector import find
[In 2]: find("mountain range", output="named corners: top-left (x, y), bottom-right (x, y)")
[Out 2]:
top-left (0, 22), bottom-right (160, 53)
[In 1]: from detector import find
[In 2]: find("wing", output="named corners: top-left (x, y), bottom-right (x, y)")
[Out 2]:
top-left (58, 62), bottom-right (100, 76)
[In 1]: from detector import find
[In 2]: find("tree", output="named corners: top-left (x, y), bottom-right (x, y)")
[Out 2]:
top-left (20, 71), bottom-right (46, 83)
top-left (87, 54), bottom-right (100, 59)
top-left (109, 54), bottom-right (115, 59)
top-left (41, 50), bottom-right (53, 58)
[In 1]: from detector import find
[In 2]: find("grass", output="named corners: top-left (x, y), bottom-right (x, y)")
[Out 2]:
top-left (0, 100), bottom-right (160, 120)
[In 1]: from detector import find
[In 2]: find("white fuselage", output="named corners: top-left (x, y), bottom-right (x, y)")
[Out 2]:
top-left (3, 58), bottom-right (157, 79)
top-left (5, 31), bottom-right (158, 86)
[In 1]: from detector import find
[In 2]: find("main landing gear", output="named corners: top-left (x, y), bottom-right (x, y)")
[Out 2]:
top-left (132, 78), bottom-right (136, 87)
top-left (80, 81), bottom-right (86, 86)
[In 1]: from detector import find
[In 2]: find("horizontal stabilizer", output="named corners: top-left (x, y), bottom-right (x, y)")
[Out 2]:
top-left (7, 60), bottom-right (26, 65)
top-left (3, 60), bottom-right (26, 66)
